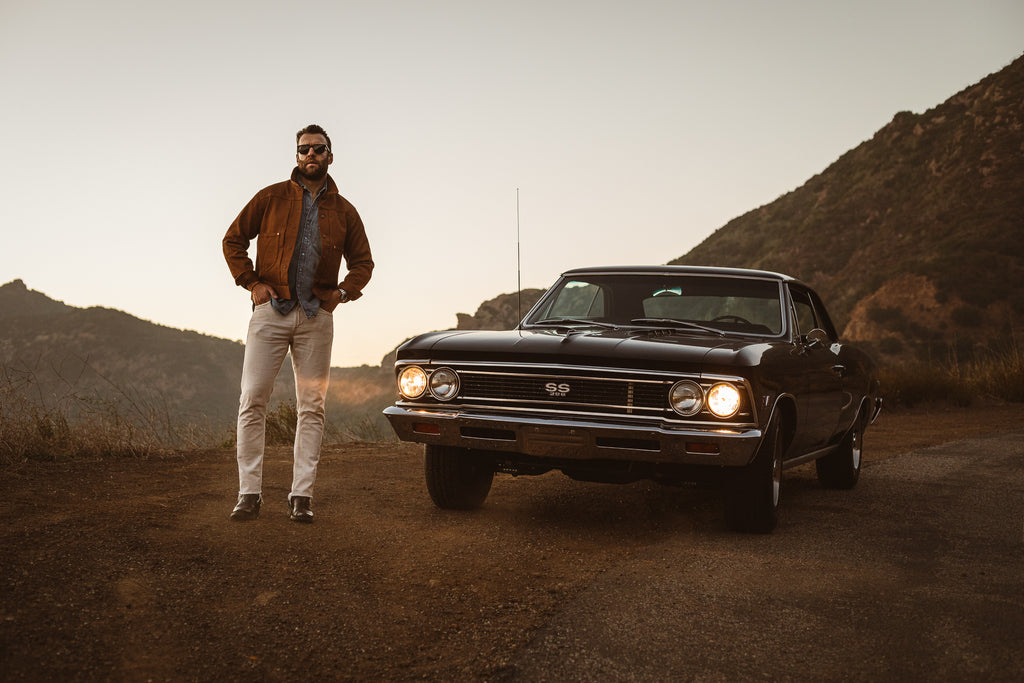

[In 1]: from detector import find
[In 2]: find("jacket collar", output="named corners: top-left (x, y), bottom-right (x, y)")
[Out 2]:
top-left (289, 167), bottom-right (339, 195)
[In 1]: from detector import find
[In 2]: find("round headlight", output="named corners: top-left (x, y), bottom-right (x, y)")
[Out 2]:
top-left (707, 383), bottom-right (741, 418)
top-left (398, 366), bottom-right (428, 399)
top-left (669, 380), bottom-right (703, 416)
top-left (429, 367), bottom-right (460, 401)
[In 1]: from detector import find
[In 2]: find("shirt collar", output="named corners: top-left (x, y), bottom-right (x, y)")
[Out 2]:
top-left (290, 167), bottom-right (339, 196)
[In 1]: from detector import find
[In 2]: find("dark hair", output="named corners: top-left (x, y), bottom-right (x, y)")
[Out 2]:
top-left (296, 124), bottom-right (332, 151)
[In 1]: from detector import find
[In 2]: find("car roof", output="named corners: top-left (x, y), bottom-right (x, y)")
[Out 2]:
top-left (560, 265), bottom-right (803, 284)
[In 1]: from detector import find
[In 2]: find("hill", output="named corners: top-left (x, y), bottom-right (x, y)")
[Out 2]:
top-left (455, 289), bottom-right (546, 330)
top-left (0, 280), bottom-right (541, 439)
top-left (0, 280), bottom-right (398, 435)
top-left (670, 54), bottom-right (1024, 361)
top-left (0, 279), bottom-right (248, 428)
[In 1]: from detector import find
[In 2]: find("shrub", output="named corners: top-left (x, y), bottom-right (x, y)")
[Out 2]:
top-left (878, 336), bottom-right (904, 355)
top-left (219, 402), bottom-right (398, 449)
top-left (264, 401), bottom-right (298, 446)
top-left (964, 342), bottom-right (1024, 402)
top-left (879, 363), bottom-right (973, 407)
top-left (0, 365), bottom-right (227, 464)
top-left (951, 305), bottom-right (984, 327)
top-left (879, 338), bottom-right (1024, 407)
top-left (867, 304), bottom-right (902, 327)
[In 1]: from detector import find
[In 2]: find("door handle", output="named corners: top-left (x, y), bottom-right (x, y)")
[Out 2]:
top-left (832, 364), bottom-right (846, 378)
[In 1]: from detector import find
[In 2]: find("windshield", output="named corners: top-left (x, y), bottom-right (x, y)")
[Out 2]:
top-left (524, 274), bottom-right (784, 336)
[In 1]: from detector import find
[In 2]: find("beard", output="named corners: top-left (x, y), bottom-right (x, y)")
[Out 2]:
top-left (298, 162), bottom-right (329, 182)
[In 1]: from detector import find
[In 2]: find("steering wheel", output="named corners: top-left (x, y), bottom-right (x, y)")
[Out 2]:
top-left (710, 314), bottom-right (753, 325)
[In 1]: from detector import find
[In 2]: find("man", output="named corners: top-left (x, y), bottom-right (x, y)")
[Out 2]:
top-left (223, 124), bottom-right (373, 523)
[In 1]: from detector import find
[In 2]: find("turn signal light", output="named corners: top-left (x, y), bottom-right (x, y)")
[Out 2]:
top-left (413, 423), bottom-right (441, 435)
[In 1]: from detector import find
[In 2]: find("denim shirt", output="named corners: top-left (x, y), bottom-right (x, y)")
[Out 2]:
top-left (272, 182), bottom-right (326, 318)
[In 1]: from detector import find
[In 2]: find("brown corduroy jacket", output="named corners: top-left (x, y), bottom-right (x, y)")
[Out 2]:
top-left (223, 169), bottom-right (374, 301)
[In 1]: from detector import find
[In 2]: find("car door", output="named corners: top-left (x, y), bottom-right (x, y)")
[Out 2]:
top-left (806, 288), bottom-right (862, 438)
top-left (787, 286), bottom-right (844, 453)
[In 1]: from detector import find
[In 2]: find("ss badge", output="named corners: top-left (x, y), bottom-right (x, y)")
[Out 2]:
top-left (544, 382), bottom-right (571, 397)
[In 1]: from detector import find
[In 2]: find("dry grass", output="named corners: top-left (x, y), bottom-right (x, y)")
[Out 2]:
top-left (261, 400), bottom-right (393, 446)
top-left (0, 365), bottom-right (225, 464)
top-left (4, 342), bottom-right (1021, 464)
top-left (0, 365), bottom-right (394, 465)
top-left (880, 339), bottom-right (1024, 407)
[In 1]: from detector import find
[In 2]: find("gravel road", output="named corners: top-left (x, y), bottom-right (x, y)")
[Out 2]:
top-left (1, 405), bottom-right (1022, 681)
top-left (498, 430), bottom-right (1024, 681)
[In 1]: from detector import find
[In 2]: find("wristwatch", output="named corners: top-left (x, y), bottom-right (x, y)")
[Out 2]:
top-left (338, 287), bottom-right (349, 302)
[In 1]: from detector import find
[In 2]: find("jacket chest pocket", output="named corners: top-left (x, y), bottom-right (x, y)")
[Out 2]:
top-left (257, 229), bottom-right (284, 245)
top-left (318, 209), bottom-right (347, 252)
top-left (256, 229), bottom-right (285, 255)
top-left (256, 229), bottom-right (287, 272)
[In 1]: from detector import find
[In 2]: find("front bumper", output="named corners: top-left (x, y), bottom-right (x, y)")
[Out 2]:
top-left (383, 404), bottom-right (763, 467)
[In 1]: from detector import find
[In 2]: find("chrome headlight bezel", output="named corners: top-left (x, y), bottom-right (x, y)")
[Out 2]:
top-left (428, 367), bottom-right (460, 401)
top-left (669, 379), bottom-right (704, 417)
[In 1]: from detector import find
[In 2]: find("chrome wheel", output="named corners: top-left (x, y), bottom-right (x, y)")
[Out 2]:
top-left (850, 425), bottom-right (862, 471)
top-left (771, 440), bottom-right (782, 508)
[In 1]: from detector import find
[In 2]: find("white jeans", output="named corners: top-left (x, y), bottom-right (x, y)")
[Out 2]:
top-left (236, 302), bottom-right (334, 500)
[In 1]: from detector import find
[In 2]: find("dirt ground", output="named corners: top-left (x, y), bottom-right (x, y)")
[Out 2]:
top-left (1, 402), bottom-right (1022, 681)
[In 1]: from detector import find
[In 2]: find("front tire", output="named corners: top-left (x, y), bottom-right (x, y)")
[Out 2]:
top-left (816, 412), bottom-right (864, 489)
top-left (424, 445), bottom-right (494, 510)
top-left (724, 416), bottom-right (782, 533)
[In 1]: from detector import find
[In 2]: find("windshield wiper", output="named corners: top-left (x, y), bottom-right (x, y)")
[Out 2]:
top-left (533, 317), bottom-right (619, 329)
top-left (628, 318), bottom-right (725, 336)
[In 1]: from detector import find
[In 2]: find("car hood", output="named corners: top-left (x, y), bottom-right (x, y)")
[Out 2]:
top-left (396, 328), bottom-right (772, 373)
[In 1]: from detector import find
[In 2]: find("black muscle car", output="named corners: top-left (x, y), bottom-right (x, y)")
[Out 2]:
top-left (384, 266), bottom-right (882, 533)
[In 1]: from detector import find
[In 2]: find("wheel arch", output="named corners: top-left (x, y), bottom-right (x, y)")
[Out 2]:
top-left (769, 394), bottom-right (798, 458)
top-left (841, 396), bottom-right (873, 437)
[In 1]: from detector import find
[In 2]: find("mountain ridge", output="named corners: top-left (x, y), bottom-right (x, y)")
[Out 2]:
top-left (669, 54), bottom-right (1024, 360)
top-left (0, 278), bottom-right (248, 425)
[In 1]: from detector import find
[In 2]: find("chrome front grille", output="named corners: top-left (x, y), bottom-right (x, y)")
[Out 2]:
top-left (398, 362), bottom-right (756, 426)
top-left (458, 370), bottom-right (671, 417)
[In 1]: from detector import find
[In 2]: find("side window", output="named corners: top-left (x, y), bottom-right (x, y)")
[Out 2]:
top-left (790, 288), bottom-right (819, 336)
top-left (807, 290), bottom-right (839, 340)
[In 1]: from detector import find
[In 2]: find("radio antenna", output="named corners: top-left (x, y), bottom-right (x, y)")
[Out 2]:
top-left (516, 188), bottom-right (522, 325)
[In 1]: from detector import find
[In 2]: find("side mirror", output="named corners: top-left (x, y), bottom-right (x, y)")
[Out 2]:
top-left (802, 328), bottom-right (830, 349)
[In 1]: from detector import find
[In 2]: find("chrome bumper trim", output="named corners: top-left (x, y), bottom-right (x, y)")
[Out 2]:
top-left (383, 405), bottom-right (762, 467)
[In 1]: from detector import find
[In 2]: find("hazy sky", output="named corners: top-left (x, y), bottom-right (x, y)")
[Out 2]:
top-left (1, 1), bottom-right (1021, 367)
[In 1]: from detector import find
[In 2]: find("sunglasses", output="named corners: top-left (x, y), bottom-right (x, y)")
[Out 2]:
top-left (297, 144), bottom-right (330, 156)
